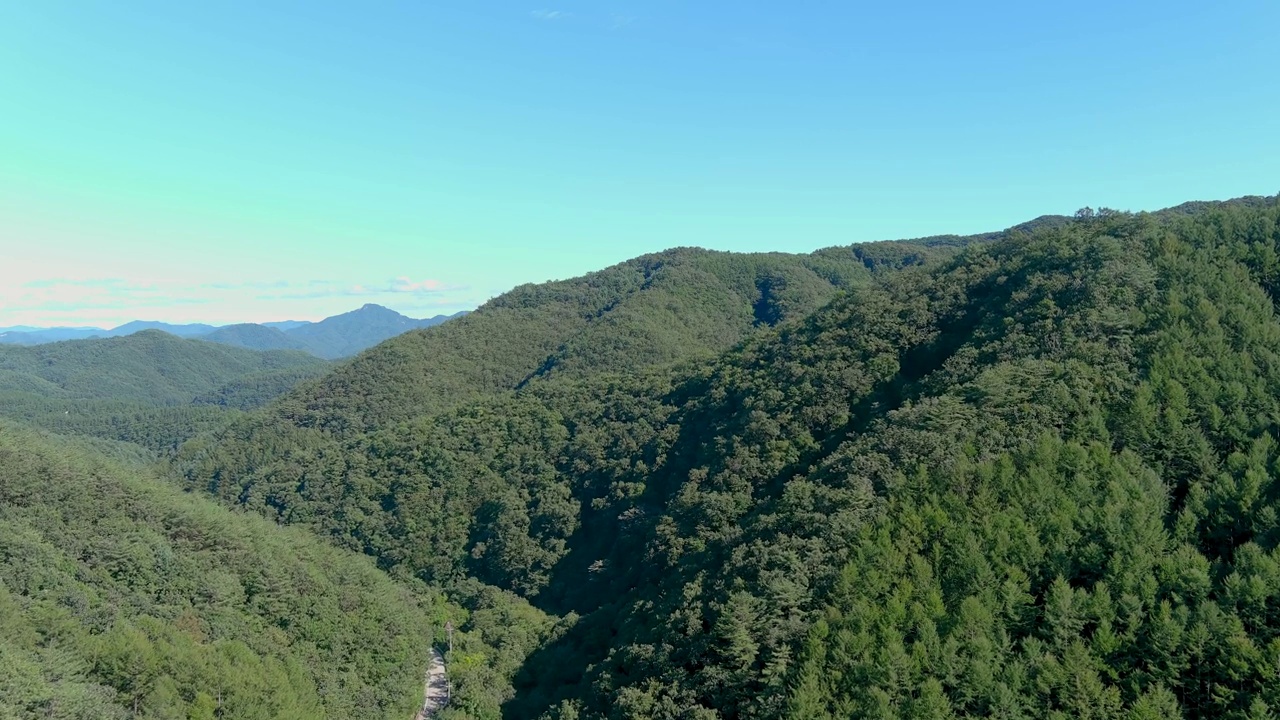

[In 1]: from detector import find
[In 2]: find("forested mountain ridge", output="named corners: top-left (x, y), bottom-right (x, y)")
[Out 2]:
top-left (109, 320), bottom-right (221, 338)
top-left (0, 326), bottom-right (103, 345)
top-left (244, 234), bottom-right (1013, 435)
top-left (172, 211), bottom-right (1160, 597)
top-left (175, 195), bottom-right (1280, 719)
top-left (173, 234), bottom-right (998, 594)
top-left (779, 198), bottom-right (1280, 720)
top-left (0, 321), bottom-right (221, 345)
top-left (198, 306), bottom-right (468, 359)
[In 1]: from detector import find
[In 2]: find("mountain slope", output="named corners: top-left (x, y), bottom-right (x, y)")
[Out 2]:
top-left (256, 240), bottom-right (986, 434)
top-left (169, 223), bottom-right (1059, 702)
top-left (177, 196), bottom-right (1280, 719)
top-left (174, 240), bottom-right (976, 585)
top-left (191, 365), bottom-right (332, 411)
top-left (490, 198), bottom-right (1280, 718)
top-left (200, 323), bottom-right (309, 352)
top-left (512, 197), bottom-right (1280, 719)
top-left (282, 304), bottom-right (465, 359)
top-left (778, 199), bottom-right (1280, 720)
top-left (0, 395), bottom-right (238, 454)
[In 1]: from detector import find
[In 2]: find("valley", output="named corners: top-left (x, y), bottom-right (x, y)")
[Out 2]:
top-left (6, 196), bottom-right (1280, 718)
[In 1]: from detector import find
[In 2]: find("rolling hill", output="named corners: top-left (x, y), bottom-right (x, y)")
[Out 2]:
top-left (199, 323), bottom-right (309, 352)
top-left (0, 330), bottom-right (325, 405)
top-left (107, 320), bottom-right (221, 338)
top-left (0, 332), bottom-right (329, 452)
top-left (0, 327), bottom-right (105, 345)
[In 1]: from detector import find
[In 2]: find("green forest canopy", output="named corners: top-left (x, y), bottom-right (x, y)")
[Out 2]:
top-left (0, 422), bottom-right (446, 719)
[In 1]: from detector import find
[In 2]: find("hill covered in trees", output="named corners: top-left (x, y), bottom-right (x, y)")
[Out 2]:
top-left (0, 330), bottom-right (324, 405)
top-left (0, 422), bottom-right (454, 719)
top-left (0, 332), bottom-right (329, 452)
top-left (8, 196), bottom-right (1279, 720)
top-left (174, 196), bottom-right (1280, 719)
top-left (235, 233), bottom-right (1017, 436)
top-left (200, 323), bottom-right (310, 352)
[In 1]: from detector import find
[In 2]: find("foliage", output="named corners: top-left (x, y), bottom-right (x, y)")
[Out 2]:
top-left (190, 365), bottom-right (331, 411)
top-left (0, 393), bottom-right (240, 454)
top-left (166, 224), bottom-right (1069, 712)
top-left (0, 422), bottom-right (464, 719)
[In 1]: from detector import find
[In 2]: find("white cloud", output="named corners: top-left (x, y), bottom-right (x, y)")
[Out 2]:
top-left (0, 276), bottom-right (478, 327)
top-left (255, 277), bottom-right (463, 300)
top-left (530, 9), bottom-right (570, 20)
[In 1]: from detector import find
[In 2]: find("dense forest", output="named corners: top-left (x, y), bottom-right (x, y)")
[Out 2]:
top-left (0, 420), bottom-right (564, 720)
top-left (7, 196), bottom-right (1280, 719)
top-left (0, 422), bottom-right (445, 719)
top-left (173, 196), bottom-right (1280, 719)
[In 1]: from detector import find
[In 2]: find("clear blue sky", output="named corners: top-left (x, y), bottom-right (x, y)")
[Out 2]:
top-left (1, 0), bottom-right (1276, 327)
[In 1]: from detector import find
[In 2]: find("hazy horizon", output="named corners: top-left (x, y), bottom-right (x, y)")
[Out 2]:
top-left (0, 301), bottom-right (472, 331)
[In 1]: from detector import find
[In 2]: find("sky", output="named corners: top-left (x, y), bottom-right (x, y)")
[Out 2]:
top-left (1, 1), bottom-right (1277, 328)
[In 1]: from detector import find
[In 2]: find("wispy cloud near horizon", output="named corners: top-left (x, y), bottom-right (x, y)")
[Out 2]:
top-left (0, 275), bottom-right (480, 328)
top-left (250, 276), bottom-right (467, 301)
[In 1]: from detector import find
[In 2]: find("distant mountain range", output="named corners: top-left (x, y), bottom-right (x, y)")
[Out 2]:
top-left (0, 304), bottom-right (468, 359)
